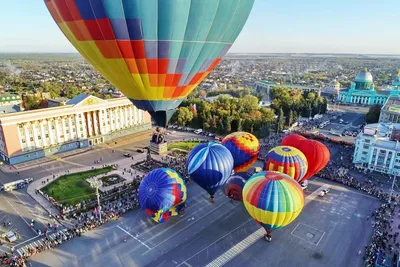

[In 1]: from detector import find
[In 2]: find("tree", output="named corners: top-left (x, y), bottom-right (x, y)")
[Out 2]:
top-left (277, 108), bottom-right (284, 133)
top-left (287, 110), bottom-right (294, 126)
top-left (175, 107), bottom-right (193, 126)
top-left (366, 105), bottom-right (381, 123)
top-left (64, 85), bottom-right (80, 99)
top-left (24, 95), bottom-right (41, 110)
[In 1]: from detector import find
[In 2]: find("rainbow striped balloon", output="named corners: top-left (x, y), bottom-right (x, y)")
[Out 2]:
top-left (222, 132), bottom-right (260, 172)
top-left (243, 171), bottom-right (304, 232)
top-left (264, 146), bottom-right (308, 182)
top-left (44, 0), bottom-right (255, 126)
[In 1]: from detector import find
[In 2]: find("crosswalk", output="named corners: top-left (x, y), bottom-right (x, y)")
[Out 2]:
top-left (205, 229), bottom-right (264, 267)
top-left (16, 229), bottom-right (69, 257)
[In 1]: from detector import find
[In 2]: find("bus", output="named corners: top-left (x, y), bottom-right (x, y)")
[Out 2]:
top-left (2, 180), bottom-right (27, 192)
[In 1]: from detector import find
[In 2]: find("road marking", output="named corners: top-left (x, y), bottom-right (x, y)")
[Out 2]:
top-left (290, 223), bottom-right (325, 246)
top-left (194, 184), bottom-right (329, 267)
top-left (15, 235), bottom-right (41, 247)
top-left (4, 198), bottom-right (36, 234)
top-left (116, 225), bottom-right (152, 250)
top-left (177, 219), bottom-right (253, 267)
top-left (142, 201), bottom-right (239, 255)
top-left (140, 196), bottom-right (230, 241)
top-left (9, 192), bottom-right (48, 226)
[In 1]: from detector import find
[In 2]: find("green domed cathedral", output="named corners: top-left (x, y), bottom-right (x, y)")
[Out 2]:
top-left (338, 69), bottom-right (400, 105)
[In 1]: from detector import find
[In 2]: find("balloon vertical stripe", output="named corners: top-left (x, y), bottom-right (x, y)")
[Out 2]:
top-left (44, 0), bottom-right (255, 126)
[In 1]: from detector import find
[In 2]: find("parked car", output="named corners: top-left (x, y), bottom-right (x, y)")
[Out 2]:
top-left (124, 153), bottom-right (132, 157)
top-left (137, 148), bottom-right (145, 153)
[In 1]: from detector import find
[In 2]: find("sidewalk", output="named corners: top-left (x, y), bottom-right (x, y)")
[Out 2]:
top-left (0, 129), bottom-right (153, 173)
top-left (25, 155), bottom-right (152, 229)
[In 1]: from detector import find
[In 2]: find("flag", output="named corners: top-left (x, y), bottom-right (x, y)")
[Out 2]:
top-left (191, 104), bottom-right (197, 116)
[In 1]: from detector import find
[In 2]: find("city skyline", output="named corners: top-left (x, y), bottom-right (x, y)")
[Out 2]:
top-left (0, 0), bottom-right (399, 55)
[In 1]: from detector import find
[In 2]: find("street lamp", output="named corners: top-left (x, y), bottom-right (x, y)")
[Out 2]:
top-left (90, 177), bottom-right (103, 222)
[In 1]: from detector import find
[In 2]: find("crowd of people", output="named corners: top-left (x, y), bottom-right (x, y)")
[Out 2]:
top-left (17, 182), bottom-right (142, 264)
top-left (258, 133), bottom-right (286, 160)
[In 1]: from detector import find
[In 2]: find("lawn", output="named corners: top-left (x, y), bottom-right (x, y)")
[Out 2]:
top-left (167, 141), bottom-right (205, 151)
top-left (42, 167), bottom-right (112, 206)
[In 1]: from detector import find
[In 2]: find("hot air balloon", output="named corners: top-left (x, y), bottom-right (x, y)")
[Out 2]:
top-left (139, 168), bottom-right (186, 223)
top-left (281, 134), bottom-right (330, 183)
top-left (186, 142), bottom-right (233, 203)
top-left (225, 171), bottom-right (253, 201)
top-left (150, 203), bottom-right (185, 223)
top-left (44, 0), bottom-right (255, 127)
top-left (264, 146), bottom-right (308, 183)
top-left (222, 132), bottom-right (260, 172)
top-left (243, 171), bottom-right (304, 241)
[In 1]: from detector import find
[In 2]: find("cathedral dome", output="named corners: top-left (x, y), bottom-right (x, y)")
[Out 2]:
top-left (355, 68), bottom-right (373, 83)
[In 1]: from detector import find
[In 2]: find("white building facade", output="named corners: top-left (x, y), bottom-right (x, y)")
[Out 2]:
top-left (353, 123), bottom-right (400, 176)
top-left (0, 94), bottom-right (152, 165)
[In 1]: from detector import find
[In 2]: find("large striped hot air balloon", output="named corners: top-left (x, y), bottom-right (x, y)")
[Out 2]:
top-left (264, 146), bottom-right (308, 182)
top-left (243, 171), bottom-right (304, 241)
top-left (281, 134), bottom-right (330, 183)
top-left (44, 0), bottom-right (255, 127)
top-left (139, 168), bottom-right (186, 223)
top-left (222, 132), bottom-right (260, 172)
top-left (186, 142), bottom-right (233, 203)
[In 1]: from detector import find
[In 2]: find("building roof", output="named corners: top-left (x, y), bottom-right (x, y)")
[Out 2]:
top-left (66, 94), bottom-right (90, 105)
top-left (0, 94), bottom-right (20, 102)
top-left (48, 97), bottom-right (70, 103)
top-left (0, 104), bottom-right (20, 114)
top-left (375, 139), bottom-right (397, 150)
top-left (354, 68), bottom-right (373, 83)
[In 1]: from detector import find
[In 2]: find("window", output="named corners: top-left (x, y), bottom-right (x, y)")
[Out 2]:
top-left (30, 137), bottom-right (33, 141)
top-left (38, 136), bottom-right (41, 140)
top-left (18, 124), bottom-right (23, 128)
top-left (45, 134), bottom-right (49, 138)
top-left (66, 130), bottom-right (69, 134)
top-left (21, 139), bottom-right (25, 143)
top-left (51, 126), bottom-right (55, 130)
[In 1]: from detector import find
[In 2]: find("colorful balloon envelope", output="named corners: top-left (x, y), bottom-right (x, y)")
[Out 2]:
top-left (222, 132), bottom-right (260, 172)
top-left (243, 171), bottom-right (304, 234)
top-left (264, 146), bottom-right (308, 183)
top-left (139, 168), bottom-right (186, 223)
top-left (44, 0), bottom-right (255, 127)
top-left (186, 142), bottom-right (234, 197)
top-left (149, 203), bottom-right (185, 223)
top-left (281, 134), bottom-right (330, 183)
top-left (225, 172), bottom-right (253, 201)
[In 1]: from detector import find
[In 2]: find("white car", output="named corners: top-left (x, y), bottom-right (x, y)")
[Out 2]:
top-left (318, 189), bottom-right (330, 197)
top-left (24, 178), bottom-right (34, 184)
top-left (300, 181), bottom-right (308, 190)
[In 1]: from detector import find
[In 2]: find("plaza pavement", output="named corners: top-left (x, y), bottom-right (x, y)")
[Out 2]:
top-left (28, 178), bottom-right (379, 267)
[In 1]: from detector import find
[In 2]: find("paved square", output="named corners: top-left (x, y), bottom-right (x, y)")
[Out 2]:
top-left (291, 223), bottom-right (325, 245)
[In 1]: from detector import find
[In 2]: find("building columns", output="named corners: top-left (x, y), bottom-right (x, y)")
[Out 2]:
top-left (40, 120), bottom-right (47, 147)
top-left (23, 124), bottom-right (31, 149)
top-left (32, 122), bottom-right (40, 148)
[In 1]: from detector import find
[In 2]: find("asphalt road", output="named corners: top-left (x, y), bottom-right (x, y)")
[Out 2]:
top-left (28, 178), bottom-right (379, 267)
top-left (0, 130), bottom-right (211, 250)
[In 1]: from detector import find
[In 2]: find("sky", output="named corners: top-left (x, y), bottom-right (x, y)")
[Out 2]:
top-left (0, 0), bottom-right (399, 54)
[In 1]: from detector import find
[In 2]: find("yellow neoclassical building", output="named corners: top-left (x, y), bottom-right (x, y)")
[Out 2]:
top-left (0, 94), bottom-right (151, 165)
